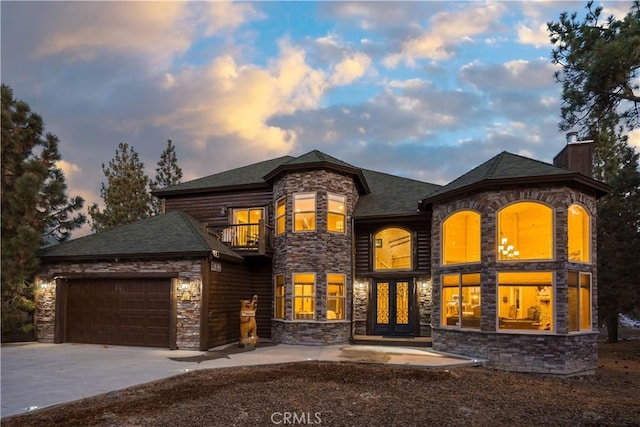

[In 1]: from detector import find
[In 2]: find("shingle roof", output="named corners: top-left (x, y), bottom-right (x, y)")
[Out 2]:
top-left (422, 151), bottom-right (609, 204)
top-left (153, 156), bottom-right (295, 196)
top-left (353, 169), bottom-right (441, 218)
top-left (39, 211), bottom-right (242, 261)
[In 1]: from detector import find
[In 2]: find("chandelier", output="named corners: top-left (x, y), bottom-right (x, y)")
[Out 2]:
top-left (498, 237), bottom-right (520, 259)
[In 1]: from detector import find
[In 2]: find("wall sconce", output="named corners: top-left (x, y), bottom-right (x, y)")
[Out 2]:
top-left (39, 283), bottom-right (50, 290)
top-left (180, 282), bottom-right (191, 301)
top-left (220, 206), bottom-right (227, 216)
top-left (355, 281), bottom-right (366, 290)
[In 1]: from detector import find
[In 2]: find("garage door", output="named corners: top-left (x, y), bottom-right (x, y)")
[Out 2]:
top-left (65, 278), bottom-right (171, 347)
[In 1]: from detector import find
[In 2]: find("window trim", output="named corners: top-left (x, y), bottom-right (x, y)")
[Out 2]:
top-left (567, 203), bottom-right (591, 264)
top-left (441, 272), bottom-right (481, 329)
top-left (293, 192), bottom-right (317, 233)
top-left (441, 209), bottom-right (481, 266)
top-left (292, 272), bottom-right (316, 320)
top-left (496, 271), bottom-right (555, 334)
top-left (274, 274), bottom-right (285, 319)
top-left (327, 193), bottom-right (346, 233)
top-left (568, 271), bottom-right (592, 332)
top-left (373, 227), bottom-right (413, 271)
top-left (496, 201), bottom-right (555, 262)
top-left (326, 273), bottom-right (346, 320)
top-left (275, 197), bottom-right (286, 235)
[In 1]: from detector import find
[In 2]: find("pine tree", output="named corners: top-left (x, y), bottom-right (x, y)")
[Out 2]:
top-left (549, 2), bottom-right (640, 341)
top-left (88, 142), bottom-right (153, 232)
top-left (150, 139), bottom-right (183, 215)
top-left (1, 83), bottom-right (85, 340)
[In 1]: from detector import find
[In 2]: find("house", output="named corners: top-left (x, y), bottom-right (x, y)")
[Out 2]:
top-left (35, 134), bottom-right (610, 374)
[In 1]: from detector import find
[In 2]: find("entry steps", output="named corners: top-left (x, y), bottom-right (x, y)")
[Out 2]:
top-left (351, 335), bottom-right (432, 347)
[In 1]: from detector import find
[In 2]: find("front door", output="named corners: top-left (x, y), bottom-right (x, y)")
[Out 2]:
top-left (372, 279), bottom-right (414, 336)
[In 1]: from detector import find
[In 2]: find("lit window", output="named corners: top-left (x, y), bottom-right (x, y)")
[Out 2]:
top-left (232, 208), bottom-right (264, 247)
top-left (442, 210), bottom-right (481, 265)
top-left (441, 273), bottom-right (481, 328)
top-left (568, 204), bottom-right (590, 262)
top-left (498, 272), bottom-right (553, 332)
top-left (294, 193), bottom-right (316, 232)
top-left (274, 274), bottom-right (285, 319)
top-left (568, 272), bottom-right (591, 331)
top-left (276, 197), bottom-right (286, 235)
top-left (374, 228), bottom-right (411, 270)
top-left (327, 274), bottom-right (345, 320)
top-left (293, 273), bottom-right (315, 320)
top-left (497, 202), bottom-right (553, 260)
top-left (328, 193), bottom-right (345, 233)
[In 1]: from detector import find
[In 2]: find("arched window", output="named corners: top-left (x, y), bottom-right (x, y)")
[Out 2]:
top-left (568, 204), bottom-right (590, 262)
top-left (497, 202), bottom-right (553, 261)
top-left (442, 210), bottom-right (481, 265)
top-left (374, 228), bottom-right (411, 270)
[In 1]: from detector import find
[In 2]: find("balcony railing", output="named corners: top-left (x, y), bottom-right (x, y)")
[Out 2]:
top-left (208, 219), bottom-right (273, 255)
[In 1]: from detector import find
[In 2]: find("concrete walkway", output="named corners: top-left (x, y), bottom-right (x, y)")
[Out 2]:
top-left (1, 342), bottom-right (481, 418)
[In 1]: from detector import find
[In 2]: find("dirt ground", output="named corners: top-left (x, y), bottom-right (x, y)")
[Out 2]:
top-left (2, 340), bottom-right (639, 427)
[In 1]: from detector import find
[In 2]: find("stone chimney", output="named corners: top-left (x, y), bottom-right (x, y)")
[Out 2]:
top-left (553, 132), bottom-right (593, 177)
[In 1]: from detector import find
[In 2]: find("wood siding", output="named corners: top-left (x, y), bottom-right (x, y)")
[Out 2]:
top-left (207, 258), bottom-right (272, 348)
top-left (354, 217), bottom-right (431, 275)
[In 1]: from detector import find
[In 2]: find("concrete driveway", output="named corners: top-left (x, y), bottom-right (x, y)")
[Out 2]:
top-left (1, 342), bottom-right (480, 418)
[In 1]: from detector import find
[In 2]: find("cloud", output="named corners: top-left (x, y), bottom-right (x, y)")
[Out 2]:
top-left (330, 53), bottom-right (372, 86)
top-left (199, 1), bottom-right (263, 36)
top-left (516, 22), bottom-right (551, 47)
top-left (460, 59), bottom-right (559, 91)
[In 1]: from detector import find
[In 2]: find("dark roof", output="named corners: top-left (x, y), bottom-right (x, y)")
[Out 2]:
top-left (353, 169), bottom-right (441, 218)
top-left (263, 150), bottom-right (370, 194)
top-left (421, 151), bottom-right (610, 205)
top-left (39, 211), bottom-right (242, 261)
top-left (153, 156), bottom-right (295, 196)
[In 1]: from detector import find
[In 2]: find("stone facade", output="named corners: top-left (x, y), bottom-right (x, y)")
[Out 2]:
top-left (35, 259), bottom-right (203, 350)
top-left (271, 169), bottom-right (359, 344)
top-left (430, 186), bottom-right (599, 374)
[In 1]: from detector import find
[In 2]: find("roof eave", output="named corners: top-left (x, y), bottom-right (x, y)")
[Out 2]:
top-left (263, 162), bottom-right (371, 194)
top-left (40, 250), bottom-right (243, 263)
top-left (152, 182), bottom-right (271, 198)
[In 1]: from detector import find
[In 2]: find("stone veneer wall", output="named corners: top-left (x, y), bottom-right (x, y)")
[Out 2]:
top-left (272, 169), bottom-right (359, 345)
top-left (430, 186), bottom-right (598, 374)
top-left (34, 259), bottom-right (203, 350)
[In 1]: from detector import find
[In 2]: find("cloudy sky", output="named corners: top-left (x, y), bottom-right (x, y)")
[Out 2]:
top-left (2, 1), bottom-right (637, 237)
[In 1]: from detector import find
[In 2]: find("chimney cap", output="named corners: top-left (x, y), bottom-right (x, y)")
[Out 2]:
top-left (566, 131), bottom-right (579, 144)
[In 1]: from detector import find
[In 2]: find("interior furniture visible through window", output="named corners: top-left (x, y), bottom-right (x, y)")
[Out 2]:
top-left (276, 197), bottom-right (286, 235)
top-left (293, 273), bottom-right (315, 320)
top-left (294, 193), bottom-right (316, 232)
top-left (327, 273), bottom-right (345, 320)
top-left (442, 210), bottom-right (481, 265)
top-left (441, 273), bottom-right (481, 328)
top-left (274, 274), bottom-right (285, 319)
top-left (498, 271), bottom-right (553, 332)
top-left (568, 271), bottom-right (591, 331)
top-left (232, 207), bottom-right (264, 246)
top-left (497, 202), bottom-right (553, 261)
top-left (568, 204), bottom-right (590, 262)
top-left (374, 227), bottom-right (412, 270)
top-left (327, 193), bottom-right (345, 233)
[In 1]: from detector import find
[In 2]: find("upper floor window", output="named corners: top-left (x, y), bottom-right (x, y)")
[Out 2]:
top-left (276, 197), bottom-right (286, 235)
top-left (293, 273), bottom-right (315, 320)
top-left (232, 207), bottom-right (264, 246)
top-left (498, 271), bottom-right (553, 332)
top-left (442, 210), bottom-right (481, 265)
top-left (327, 193), bottom-right (346, 233)
top-left (374, 227), bottom-right (411, 270)
top-left (274, 274), bottom-right (285, 319)
top-left (327, 273), bottom-right (345, 320)
top-left (294, 193), bottom-right (316, 232)
top-left (497, 202), bottom-right (553, 261)
top-left (568, 271), bottom-right (591, 331)
top-left (568, 204), bottom-right (590, 262)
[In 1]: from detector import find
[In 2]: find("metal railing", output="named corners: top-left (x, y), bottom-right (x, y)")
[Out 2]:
top-left (209, 219), bottom-right (273, 254)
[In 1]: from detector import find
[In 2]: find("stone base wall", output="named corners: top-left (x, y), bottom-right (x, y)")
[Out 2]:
top-left (272, 320), bottom-right (351, 345)
top-left (432, 328), bottom-right (598, 375)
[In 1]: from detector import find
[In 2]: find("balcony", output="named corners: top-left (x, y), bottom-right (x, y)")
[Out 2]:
top-left (208, 219), bottom-right (273, 256)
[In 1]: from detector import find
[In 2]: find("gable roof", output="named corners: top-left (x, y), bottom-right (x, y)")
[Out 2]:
top-left (421, 151), bottom-right (611, 205)
top-left (354, 169), bottom-right (441, 218)
top-left (153, 156), bottom-right (295, 196)
top-left (39, 211), bottom-right (242, 262)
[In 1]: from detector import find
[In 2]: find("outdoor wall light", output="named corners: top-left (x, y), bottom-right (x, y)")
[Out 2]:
top-left (39, 282), bottom-right (50, 290)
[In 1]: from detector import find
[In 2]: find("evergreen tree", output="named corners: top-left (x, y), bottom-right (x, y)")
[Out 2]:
top-left (88, 142), bottom-right (153, 232)
top-left (549, 2), bottom-right (640, 342)
top-left (150, 139), bottom-right (183, 215)
top-left (1, 84), bottom-right (85, 340)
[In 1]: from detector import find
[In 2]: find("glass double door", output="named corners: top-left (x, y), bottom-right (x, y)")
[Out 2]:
top-left (372, 279), bottom-right (415, 336)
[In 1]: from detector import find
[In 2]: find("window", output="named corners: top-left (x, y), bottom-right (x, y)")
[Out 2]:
top-left (497, 202), bottom-right (553, 260)
top-left (328, 193), bottom-right (346, 233)
top-left (568, 204), bottom-right (590, 262)
top-left (232, 208), bottom-right (264, 246)
top-left (498, 272), bottom-right (553, 332)
top-left (276, 197), bottom-right (286, 235)
top-left (441, 273), bottom-right (481, 328)
top-left (442, 210), bottom-right (481, 265)
top-left (293, 273), bottom-right (315, 320)
top-left (274, 274), bottom-right (285, 319)
top-left (327, 274), bottom-right (345, 320)
top-left (294, 193), bottom-right (316, 232)
top-left (568, 272), bottom-right (591, 331)
top-left (374, 228), bottom-right (412, 270)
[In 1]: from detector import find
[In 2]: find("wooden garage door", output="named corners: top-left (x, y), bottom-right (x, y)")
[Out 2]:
top-left (66, 278), bottom-right (171, 347)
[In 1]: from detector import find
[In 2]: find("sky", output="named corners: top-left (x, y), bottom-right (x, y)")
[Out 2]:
top-left (2, 1), bottom-right (638, 238)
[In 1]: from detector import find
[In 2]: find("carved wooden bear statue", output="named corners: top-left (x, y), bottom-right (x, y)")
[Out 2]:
top-left (239, 295), bottom-right (258, 347)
